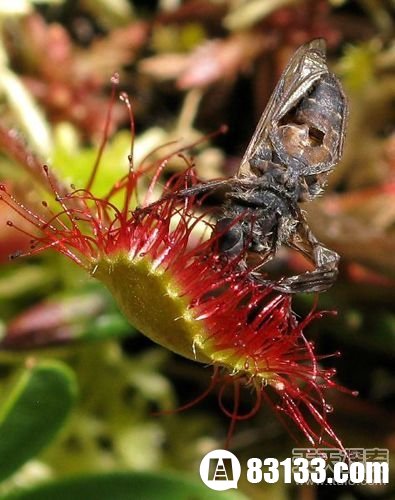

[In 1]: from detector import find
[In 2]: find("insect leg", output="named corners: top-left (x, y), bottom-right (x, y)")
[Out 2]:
top-left (174, 179), bottom-right (235, 198)
top-left (136, 178), bottom-right (234, 214)
top-left (277, 219), bottom-right (339, 293)
top-left (251, 218), bottom-right (339, 293)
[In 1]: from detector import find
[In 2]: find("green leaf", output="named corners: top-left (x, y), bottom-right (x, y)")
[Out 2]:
top-left (338, 42), bottom-right (378, 91)
top-left (0, 471), bottom-right (246, 500)
top-left (0, 361), bottom-right (77, 482)
top-left (52, 128), bottom-right (132, 204)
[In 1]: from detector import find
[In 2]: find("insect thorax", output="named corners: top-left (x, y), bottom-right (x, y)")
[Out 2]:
top-left (222, 175), bottom-right (297, 254)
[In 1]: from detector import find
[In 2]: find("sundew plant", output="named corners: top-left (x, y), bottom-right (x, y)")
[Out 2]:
top-left (1, 76), bottom-right (355, 451)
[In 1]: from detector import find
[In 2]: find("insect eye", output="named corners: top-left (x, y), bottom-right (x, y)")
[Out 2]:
top-left (214, 219), bottom-right (244, 256)
top-left (308, 127), bottom-right (325, 146)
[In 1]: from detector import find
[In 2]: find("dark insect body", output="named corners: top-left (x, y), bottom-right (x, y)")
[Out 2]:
top-left (179, 39), bottom-right (347, 293)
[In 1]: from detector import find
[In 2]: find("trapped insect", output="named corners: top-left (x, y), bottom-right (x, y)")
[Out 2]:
top-left (176, 39), bottom-right (347, 293)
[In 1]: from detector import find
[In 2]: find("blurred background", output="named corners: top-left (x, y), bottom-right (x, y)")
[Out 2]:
top-left (0, 1), bottom-right (394, 499)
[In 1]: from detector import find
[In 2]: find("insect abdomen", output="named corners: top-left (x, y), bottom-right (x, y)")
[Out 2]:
top-left (297, 73), bottom-right (345, 150)
top-left (270, 72), bottom-right (347, 176)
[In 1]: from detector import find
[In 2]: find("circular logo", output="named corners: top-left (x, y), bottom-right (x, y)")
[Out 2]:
top-left (199, 449), bottom-right (241, 491)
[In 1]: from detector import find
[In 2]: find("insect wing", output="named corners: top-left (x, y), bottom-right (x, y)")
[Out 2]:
top-left (238, 39), bottom-right (328, 177)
